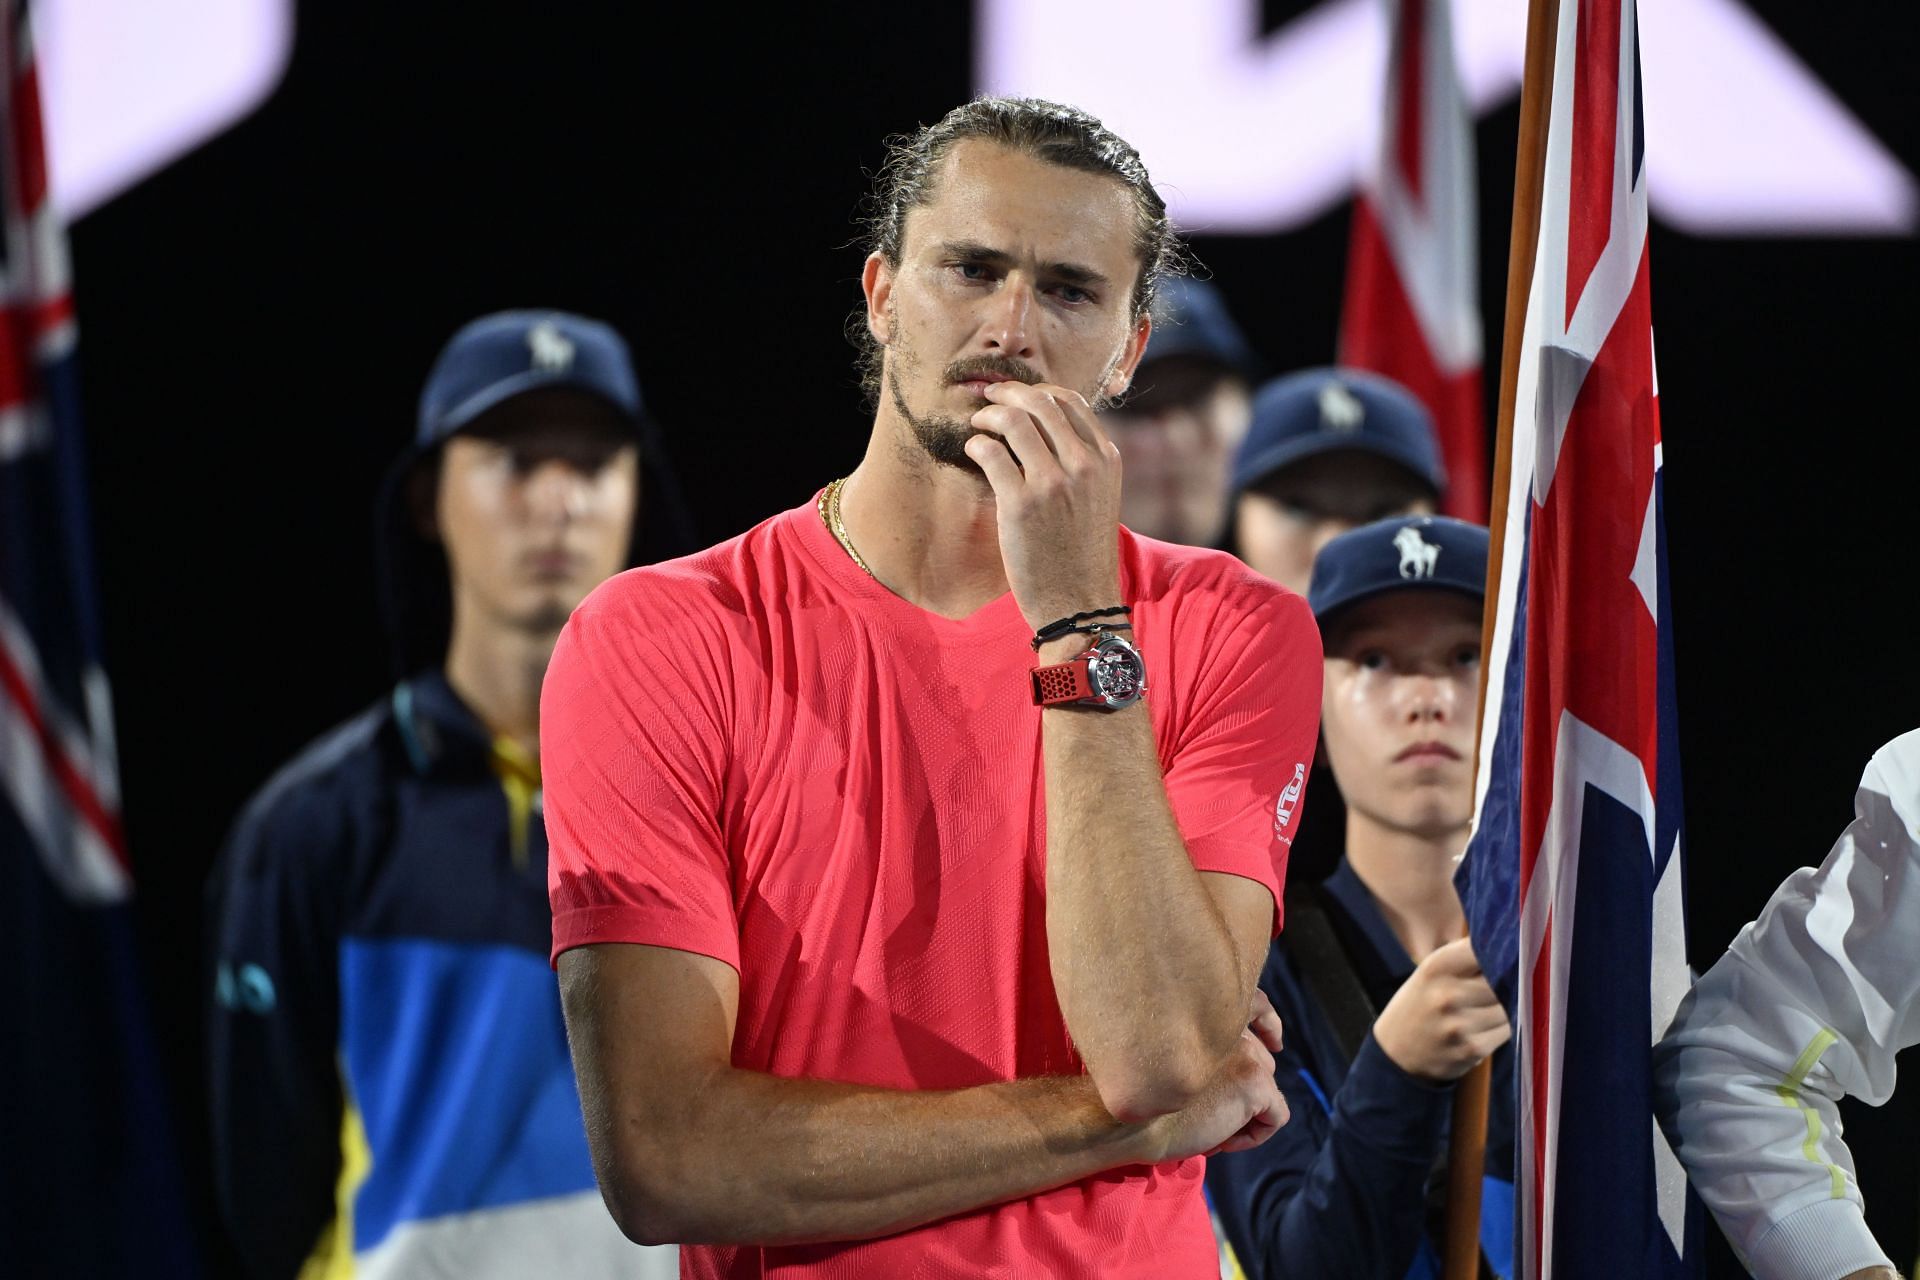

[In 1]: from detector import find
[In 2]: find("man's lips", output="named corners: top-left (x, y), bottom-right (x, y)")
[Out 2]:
top-left (1395, 741), bottom-right (1463, 763)
top-left (953, 371), bottom-right (1022, 394)
top-left (525, 549), bottom-right (581, 577)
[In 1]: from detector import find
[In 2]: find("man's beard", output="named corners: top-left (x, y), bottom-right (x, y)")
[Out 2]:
top-left (886, 348), bottom-right (1124, 476)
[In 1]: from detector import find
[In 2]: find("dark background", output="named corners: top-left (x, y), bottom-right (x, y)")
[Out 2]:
top-left (67, 2), bottom-right (1917, 1275)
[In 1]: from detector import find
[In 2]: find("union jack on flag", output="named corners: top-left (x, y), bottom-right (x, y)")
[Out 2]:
top-left (0, 1), bottom-right (195, 1270)
top-left (1455, 0), bottom-right (1703, 1274)
top-left (0, 0), bottom-right (126, 903)
top-left (1339, 0), bottom-right (1486, 520)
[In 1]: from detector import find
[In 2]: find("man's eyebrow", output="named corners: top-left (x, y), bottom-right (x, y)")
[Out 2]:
top-left (1329, 627), bottom-right (1389, 648)
top-left (1330, 621), bottom-right (1481, 650)
top-left (1325, 620), bottom-right (1406, 650)
top-left (935, 240), bottom-right (1113, 291)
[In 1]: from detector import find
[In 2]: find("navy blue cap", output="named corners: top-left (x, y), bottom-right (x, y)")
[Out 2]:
top-left (1142, 278), bottom-right (1261, 380)
top-left (1307, 515), bottom-right (1489, 624)
top-left (1230, 367), bottom-right (1445, 498)
top-left (415, 309), bottom-right (642, 447)
top-left (377, 309), bottom-right (687, 678)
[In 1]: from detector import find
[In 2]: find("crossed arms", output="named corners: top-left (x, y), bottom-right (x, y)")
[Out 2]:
top-left (558, 699), bottom-right (1286, 1246)
top-left (560, 860), bottom-right (1279, 1245)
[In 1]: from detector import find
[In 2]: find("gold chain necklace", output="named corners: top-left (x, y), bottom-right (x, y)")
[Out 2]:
top-left (819, 477), bottom-right (875, 578)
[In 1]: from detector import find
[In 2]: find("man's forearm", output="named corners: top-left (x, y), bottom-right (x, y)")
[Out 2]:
top-left (1040, 691), bottom-right (1250, 1119)
top-left (590, 1066), bottom-right (1150, 1246)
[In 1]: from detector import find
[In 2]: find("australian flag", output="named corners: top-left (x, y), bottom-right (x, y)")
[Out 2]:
top-left (0, 1), bottom-right (197, 1272)
top-left (1453, 0), bottom-right (1702, 1276)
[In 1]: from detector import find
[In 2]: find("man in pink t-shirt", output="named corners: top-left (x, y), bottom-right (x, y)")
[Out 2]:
top-left (543, 98), bottom-right (1323, 1279)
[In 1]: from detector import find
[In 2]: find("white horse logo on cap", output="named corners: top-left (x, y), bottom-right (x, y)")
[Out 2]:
top-left (1317, 381), bottom-right (1364, 432)
top-left (1394, 525), bottom-right (1440, 579)
top-left (528, 320), bottom-right (575, 373)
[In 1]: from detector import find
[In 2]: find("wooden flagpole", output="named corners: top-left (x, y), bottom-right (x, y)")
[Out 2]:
top-left (1441, 0), bottom-right (1560, 1275)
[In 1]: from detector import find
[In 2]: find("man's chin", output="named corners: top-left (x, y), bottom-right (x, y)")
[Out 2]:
top-left (508, 591), bottom-right (589, 635)
top-left (1394, 805), bottom-right (1474, 844)
top-left (909, 415), bottom-right (990, 476)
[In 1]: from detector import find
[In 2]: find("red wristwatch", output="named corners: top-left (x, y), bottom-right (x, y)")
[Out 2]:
top-left (1030, 631), bottom-right (1147, 711)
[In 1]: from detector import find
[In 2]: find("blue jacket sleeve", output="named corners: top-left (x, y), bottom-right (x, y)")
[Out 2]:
top-left (205, 773), bottom-right (353, 1279)
top-left (1208, 962), bottom-right (1454, 1280)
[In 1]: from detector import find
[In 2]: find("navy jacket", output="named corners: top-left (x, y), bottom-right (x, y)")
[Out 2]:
top-left (1207, 860), bottom-right (1516, 1280)
top-left (205, 672), bottom-right (646, 1279)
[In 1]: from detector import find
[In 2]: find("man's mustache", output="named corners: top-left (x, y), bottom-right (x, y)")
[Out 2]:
top-left (944, 356), bottom-right (1044, 385)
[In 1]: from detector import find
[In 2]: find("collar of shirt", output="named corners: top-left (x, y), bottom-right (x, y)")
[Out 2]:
top-left (391, 669), bottom-right (496, 778)
top-left (1320, 858), bottom-right (1418, 987)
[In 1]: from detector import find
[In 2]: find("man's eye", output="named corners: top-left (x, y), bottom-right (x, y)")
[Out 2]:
top-left (1357, 651), bottom-right (1388, 671)
top-left (953, 263), bottom-right (991, 281)
top-left (1053, 285), bottom-right (1092, 305)
top-left (1455, 646), bottom-right (1481, 668)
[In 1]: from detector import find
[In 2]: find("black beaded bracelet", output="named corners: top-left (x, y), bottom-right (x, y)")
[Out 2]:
top-left (1048, 621), bottom-right (1132, 649)
top-left (1031, 606), bottom-right (1131, 649)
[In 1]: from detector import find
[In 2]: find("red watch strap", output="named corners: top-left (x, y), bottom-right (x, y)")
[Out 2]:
top-left (1031, 658), bottom-right (1095, 706)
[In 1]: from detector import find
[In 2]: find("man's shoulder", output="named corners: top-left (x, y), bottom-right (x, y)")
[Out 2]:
top-left (220, 691), bottom-right (402, 874)
top-left (1864, 726), bottom-right (1920, 818)
top-left (1123, 529), bottom-right (1297, 606)
top-left (573, 501), bottom-right (818, 635)
top-left (1121, 529), bottom-right (1315, 639)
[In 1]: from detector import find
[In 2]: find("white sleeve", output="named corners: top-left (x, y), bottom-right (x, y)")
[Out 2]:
top-left (1653, 728), bottom-right (1920, 1280)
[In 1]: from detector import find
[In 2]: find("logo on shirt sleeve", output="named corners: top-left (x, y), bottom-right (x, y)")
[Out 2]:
top-left (1274, 762), bottom-right (1307, 843)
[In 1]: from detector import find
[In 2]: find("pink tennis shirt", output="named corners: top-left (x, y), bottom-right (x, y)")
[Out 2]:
top-left (544, 496), bottom-right (1321, 1279)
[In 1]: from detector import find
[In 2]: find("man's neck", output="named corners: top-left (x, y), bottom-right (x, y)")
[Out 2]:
top-left (443, 616), bottom-right (558, 759)
top-left (833, 411), bottom-right (1012, 620)
top-left (1344, 809), bottom-right (1469, 962)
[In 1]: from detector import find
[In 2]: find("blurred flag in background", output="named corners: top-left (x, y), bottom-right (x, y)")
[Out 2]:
top-left (0, 0), bottom-right (197, 1272)
top-left (1339, 0), bottom-right (1486, 520)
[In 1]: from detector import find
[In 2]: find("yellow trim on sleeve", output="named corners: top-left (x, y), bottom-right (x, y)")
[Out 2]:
top-left (1773, 1027), bottom-right (1846, 1201)
top-left (300, 1090), bottom-right (372, 1280)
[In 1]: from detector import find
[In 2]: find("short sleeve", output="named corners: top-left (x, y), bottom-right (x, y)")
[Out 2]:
top-left (1161, 589), bottom-right (1322, 930)
top-left (543, 579), bottom-right (740, 971)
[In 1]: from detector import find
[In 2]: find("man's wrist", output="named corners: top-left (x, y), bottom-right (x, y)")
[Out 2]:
top-left (1031, 628), bottom-right (1147, 713)
top-left (1027, 1074), bottom-right (1159, 1164)
top-left (1035, 633), bottom-right (1095, 664)
top-left (1023, 582), bottom-right (1126, 635)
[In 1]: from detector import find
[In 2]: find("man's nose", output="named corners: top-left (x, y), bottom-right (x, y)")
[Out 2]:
top-left (526, 463), bottom-right (589, 524)
top-left (1400, 672), bottom-right (1457, 723)
top-left (982, 277), bottom-right (1035, 359)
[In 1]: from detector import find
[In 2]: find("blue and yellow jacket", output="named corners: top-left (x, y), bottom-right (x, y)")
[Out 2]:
top-left (206, 671), bottom-right (671, 1280)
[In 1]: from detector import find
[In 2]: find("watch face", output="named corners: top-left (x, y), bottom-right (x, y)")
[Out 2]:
top-left (1090, 638), bottom-right (1146, 703)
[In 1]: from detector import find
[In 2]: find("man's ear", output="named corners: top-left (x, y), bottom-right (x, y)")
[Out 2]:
top-left (861, 252), bottom-right (894, 347)
top-left (1103, 310), bottom-right (1153, 400)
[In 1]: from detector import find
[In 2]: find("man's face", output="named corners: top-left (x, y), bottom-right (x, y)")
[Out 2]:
top-left (1235, 451), bottom-right (1436, 594)
top-left (1103, 358), bottom-right (1251, 545)
top-left (862, 140), bottom-right (1152, 473)
top-left (1320, 591), bottom-right (1482, 841)
top-left (434, 388), bottom-right (640, 635)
